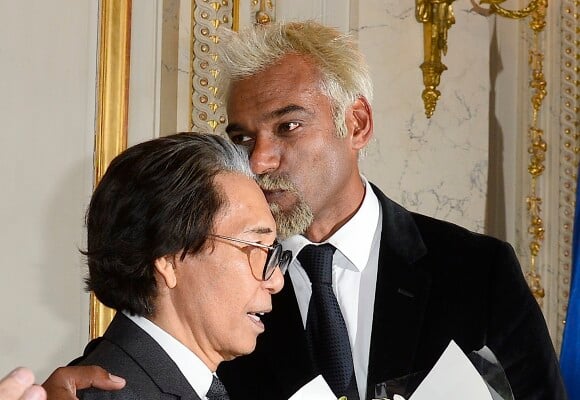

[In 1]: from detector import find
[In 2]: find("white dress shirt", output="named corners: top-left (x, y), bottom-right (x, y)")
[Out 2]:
top-left (281, 176), bottom-right (383, 400)
top-left (123, 311), bottom-right (216, 400)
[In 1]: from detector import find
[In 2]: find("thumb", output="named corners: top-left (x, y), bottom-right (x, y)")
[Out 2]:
top-left (43, 366), bottom-right (125, 400)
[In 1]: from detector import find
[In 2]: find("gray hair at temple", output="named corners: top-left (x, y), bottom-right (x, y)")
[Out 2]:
top-left (84, 133), bottom-right (254, 317)
top-left (217, 20), bottom-right (373, 138)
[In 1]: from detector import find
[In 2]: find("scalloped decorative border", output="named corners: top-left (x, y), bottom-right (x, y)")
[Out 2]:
top-left (556, 0), bottom-right (579, 351)
top-left (191, 0), bottom-right (234, 135)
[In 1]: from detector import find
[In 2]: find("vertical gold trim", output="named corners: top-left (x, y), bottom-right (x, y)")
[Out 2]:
top-left (90, 0), bottom-right (132, 339)
top-left (233, 0), bottom-right (240, 31)
top-left (190, 0), bottom-right (196, 130)
top-left (524, 0), bottom-right (548, 304)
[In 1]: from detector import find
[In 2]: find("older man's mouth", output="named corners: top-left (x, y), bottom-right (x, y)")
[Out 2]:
top-left (247, 311), bottom-right (269, 331)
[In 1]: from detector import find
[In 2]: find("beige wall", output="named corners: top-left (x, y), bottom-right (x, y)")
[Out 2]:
top-left (0, 1), bottom-right (97, 381)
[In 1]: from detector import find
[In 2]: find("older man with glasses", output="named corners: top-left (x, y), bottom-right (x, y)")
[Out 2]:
top-left (64, 133), bottom-right (285, 400)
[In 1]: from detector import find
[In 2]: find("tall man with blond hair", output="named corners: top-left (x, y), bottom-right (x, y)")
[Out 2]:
top-left (216, 21), bottom-right (566, 400)
top-left (43, 21), bottom-right (567, 400)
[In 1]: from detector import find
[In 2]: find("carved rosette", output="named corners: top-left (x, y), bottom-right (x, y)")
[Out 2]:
top-left (191, 0), bottom-right (233, 135)
top-left (557, 0), bottom-right (580, 350)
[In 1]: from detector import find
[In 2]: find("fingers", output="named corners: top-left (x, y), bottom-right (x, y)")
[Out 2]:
top-left (0, 367), bottom-right (47, 400)
top-left (79, 366), bottom-right (125, 391)
top-left (42, 366), bottom-right (125, 400)
top-left (22, 385), bottom-right (47, 400)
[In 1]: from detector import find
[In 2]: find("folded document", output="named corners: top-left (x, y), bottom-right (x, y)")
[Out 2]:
top-left (289, 341), bottom-right (503, 400)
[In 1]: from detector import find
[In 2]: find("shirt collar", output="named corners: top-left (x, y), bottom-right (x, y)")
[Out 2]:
top-left (123, 311), bottom-right (213, 399)
top-left (281, 176), bottom-right (380, 272)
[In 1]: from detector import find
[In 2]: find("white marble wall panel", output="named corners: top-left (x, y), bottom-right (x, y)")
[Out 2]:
top-left (356, 0), bottom-right (490, 233)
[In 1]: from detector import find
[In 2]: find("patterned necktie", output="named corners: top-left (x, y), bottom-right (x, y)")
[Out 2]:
top-left (298, 244), bottom-right (360, 400)
top-left (206, 375), bottom-right (230, 400)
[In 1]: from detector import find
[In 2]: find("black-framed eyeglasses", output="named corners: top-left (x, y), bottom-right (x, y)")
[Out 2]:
top-left (209, 234), bottom-right (292, 280)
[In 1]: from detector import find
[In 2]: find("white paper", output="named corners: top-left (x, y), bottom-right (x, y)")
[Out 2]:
top-left (287, 341), bottom-right (493, 400)
top-left (409, 340), bottom-right (492, 400)
top-left (288, 375), bottom-right (337, 400)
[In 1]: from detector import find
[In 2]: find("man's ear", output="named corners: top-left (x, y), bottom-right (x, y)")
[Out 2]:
top-left (154, 256), bottom-right (177, 289)
top-left (346, 96), bottom-right (373, 150)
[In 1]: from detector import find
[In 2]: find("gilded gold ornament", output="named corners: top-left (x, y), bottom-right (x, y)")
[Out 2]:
top-left (415, 0), bottom-right (456, 118)
top-left (478, 0), bottom-right (542, 19)
top-left (255, 0), bottom-right (274, 25)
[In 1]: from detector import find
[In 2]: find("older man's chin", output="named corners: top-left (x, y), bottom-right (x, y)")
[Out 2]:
top-left (269, 201), bottom-right (313, 240)
top-left (223, 338), bottom-right (261, 362)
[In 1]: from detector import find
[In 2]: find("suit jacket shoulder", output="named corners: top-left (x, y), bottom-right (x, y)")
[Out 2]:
top-left (75, 313), bottom-right (201, 400)
top-left (368, 183), bottom-right (566, 400)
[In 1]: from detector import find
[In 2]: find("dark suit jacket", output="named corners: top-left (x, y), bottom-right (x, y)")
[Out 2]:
top-left (73, 313), bottom-right (202, 400)
top-left (218, 184), bottom-right (567, 400)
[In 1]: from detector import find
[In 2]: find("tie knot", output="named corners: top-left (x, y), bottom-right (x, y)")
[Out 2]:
top-left (207, 375), bottom-right (229, 400)
top-left (298, 243), bottom-right (336, 285)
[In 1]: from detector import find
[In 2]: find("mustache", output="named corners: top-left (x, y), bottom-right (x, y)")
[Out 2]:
top-left (256, 174), bottom-right (298, 192)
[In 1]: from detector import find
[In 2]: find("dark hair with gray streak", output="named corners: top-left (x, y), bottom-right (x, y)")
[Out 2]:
top-left (83, 132), bottom-right (253, 316)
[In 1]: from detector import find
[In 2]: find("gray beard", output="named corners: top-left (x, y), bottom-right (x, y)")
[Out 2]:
top-left (256, 174), bottom-right (314, 239)
top-left (269, 200), bottom-right (314, 240)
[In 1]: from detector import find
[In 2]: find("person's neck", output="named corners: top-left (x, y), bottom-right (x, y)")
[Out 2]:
top-left (304, 179), bottom-right (366, 243)
top-left (150, 306), bottom-right (222, 372)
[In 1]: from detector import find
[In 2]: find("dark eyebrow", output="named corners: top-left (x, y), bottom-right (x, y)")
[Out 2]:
top-left (244, 227), bottom-right (274, 235)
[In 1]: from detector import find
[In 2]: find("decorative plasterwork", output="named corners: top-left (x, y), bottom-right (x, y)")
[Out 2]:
top-left (190, 0), bottom-right (276, 134)
top-left (524, 0), bottom-right (549, 305)
top-left (557, 0), bottom-right (580, 351)
top-left (191, 0), bottom-right (233, 134)
top-left (511, 0), bottom-right (580, 351)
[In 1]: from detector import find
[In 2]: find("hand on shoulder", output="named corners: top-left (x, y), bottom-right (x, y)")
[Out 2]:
top-left (42, 366), bottom-right (125, 400)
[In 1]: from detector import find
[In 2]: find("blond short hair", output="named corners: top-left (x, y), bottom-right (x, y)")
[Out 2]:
top-left (218, 20), bottom-right (373, 138)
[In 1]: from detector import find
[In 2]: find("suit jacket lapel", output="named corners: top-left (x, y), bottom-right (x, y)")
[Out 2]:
top-left (104, 313), bottom-right (202, 400)
top-left (366, 185), bottom-right (431, 399)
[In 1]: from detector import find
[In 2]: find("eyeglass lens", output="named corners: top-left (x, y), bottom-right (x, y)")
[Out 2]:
top-left (263, 243), bottom-right (291, 280)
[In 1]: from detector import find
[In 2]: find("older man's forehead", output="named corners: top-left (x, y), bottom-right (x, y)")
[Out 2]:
top-left (213, 172), bottom-right (275, 228)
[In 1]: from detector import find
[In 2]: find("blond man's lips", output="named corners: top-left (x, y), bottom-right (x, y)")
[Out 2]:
top-left (261, 188), bottom-right (287, 202)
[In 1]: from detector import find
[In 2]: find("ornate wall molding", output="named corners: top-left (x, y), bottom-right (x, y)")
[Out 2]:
top-left (251, 0), bottom-right (275, 25)
top-left (556, 0), bottom-right (580, 351)
top-left (190, 0), bottom-right (276, 134)
top-left (190, 0), bottom-right (234, 134)
top-left (511, 0), bottom-right (580, 350)
top-left (524, 0), bottom-right (548, 305)
top-left (90, 0), bottom-right (132, 339)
